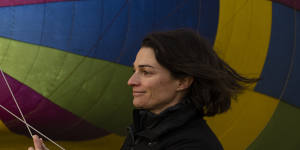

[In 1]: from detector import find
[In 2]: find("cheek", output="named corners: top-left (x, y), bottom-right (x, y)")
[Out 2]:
top-left (148, 79), bottom-right (178, 99)
top-left (133, 80), bottom-right (162, 105)
top-left (133, 77), bottom-right (178, 109)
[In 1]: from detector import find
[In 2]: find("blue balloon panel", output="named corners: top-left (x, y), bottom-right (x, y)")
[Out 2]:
top-left (281, 14), bottom-right (300, 107)
top-left (0, 0), bottom-right (219, 66)
top-left (255, 3), bottom-right (300, 107)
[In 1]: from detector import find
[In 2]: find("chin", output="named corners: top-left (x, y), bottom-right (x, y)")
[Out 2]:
top-left (133, 98), bottom-right (146, 109)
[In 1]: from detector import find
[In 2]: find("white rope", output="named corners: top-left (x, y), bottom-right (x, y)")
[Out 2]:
top-left (0, 104), bottom-right (65, 150)
top-left (0, 69), bottom-right (66, 150)
top-left (0, 68), bottom-right (32, 137)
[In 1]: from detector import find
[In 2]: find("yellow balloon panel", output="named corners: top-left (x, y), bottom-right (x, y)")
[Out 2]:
top-left (208, 0), bottom-right (280, 150)
top-left (206, 91), bottom-right (279, 150)
top-left (51, 134), bottom-right (125, 150)
top-left (0, 120), bottom-right (9, 132)
top-left (215, 0), bottom-right (272, 80)
top-left (0, 121), bottom-right (125, 150)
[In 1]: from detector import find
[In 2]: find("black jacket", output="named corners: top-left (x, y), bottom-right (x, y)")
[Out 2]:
top-left (120, 102), bottom-right (223, 150)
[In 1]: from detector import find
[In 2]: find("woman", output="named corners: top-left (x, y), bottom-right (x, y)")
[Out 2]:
top-left (28, 29), bottom-right (258, 150)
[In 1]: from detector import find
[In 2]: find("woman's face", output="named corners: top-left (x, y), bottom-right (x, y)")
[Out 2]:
top-left (128, 47), bottom-right (184, 114)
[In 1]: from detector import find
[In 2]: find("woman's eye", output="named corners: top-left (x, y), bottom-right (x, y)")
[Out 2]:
top-left (142, 70), bottom-right (150, 75)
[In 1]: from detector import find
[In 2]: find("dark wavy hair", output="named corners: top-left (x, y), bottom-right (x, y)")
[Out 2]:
top-left (141, 29), bottom-right (259, 116)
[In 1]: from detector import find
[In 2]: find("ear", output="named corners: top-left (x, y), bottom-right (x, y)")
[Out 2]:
top-left (176, 76), bottom-right (194, 91)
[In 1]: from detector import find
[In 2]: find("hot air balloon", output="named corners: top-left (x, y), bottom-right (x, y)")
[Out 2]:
top-left (0, 0), bottom-right (299, 150)
top-left (0, 0), bottom-right (218, 149)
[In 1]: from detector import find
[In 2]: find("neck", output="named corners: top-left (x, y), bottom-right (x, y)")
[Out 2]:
top-left (150, 92), bottom-right (186, 115)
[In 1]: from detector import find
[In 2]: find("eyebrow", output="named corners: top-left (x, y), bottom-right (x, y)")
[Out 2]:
top-left (139, 64), bottom-right (154, 68)
top-left (133, 64), bottom-right (154, 68)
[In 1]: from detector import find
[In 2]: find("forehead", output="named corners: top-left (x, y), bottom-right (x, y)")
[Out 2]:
top-left (133, 47), bottom-right (159, 67)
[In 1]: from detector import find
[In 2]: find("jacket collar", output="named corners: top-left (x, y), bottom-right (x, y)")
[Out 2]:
top-left (131, 101), bottom-right (203, 141)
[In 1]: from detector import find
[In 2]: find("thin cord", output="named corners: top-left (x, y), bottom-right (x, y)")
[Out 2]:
top-left (0, 69), bottom-right (66, 149)
top-left (278, 8), bottom-right (297, 100)
top-left (0, 104), bottom-right (66, 150)
top-left (0, 68), bottom-right (33, 137)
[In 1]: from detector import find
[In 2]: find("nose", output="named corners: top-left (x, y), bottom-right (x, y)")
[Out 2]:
top-left (128, 72), bottom-right (140, 86)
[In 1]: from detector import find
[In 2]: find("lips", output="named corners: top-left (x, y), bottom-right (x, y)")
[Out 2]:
top-left (132, 91), bottom-right (146, 96)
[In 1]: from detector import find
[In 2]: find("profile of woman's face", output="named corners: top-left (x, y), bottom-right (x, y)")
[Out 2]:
top-left (128, 47), bottom-right (184, 114)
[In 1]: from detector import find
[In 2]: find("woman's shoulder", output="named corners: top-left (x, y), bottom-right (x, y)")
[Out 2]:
top-left (161, 117), bottom-right (223, 150)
